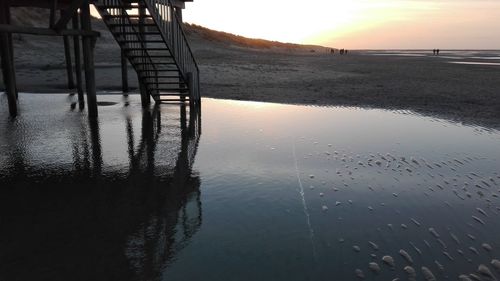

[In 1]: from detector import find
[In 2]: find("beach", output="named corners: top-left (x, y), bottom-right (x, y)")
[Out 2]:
top-left (3, 6), bottom-right (500, 281)
top-left (4, 20), bottom-right (500, 129)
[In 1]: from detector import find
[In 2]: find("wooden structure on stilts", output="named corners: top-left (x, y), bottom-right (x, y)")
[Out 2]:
top-left (0, 0), bottom-right (200, 118)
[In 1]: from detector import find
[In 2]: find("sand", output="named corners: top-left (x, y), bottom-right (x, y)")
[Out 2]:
top-left (2, 18), bottom-right (500, 129)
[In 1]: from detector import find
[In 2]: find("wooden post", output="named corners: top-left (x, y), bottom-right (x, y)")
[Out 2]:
top-left (72, 14), bottom-right (84, 106)
top-left (138, 3), bottom-right (150, 106)
top-left (175, 7), bottom-right (183, 23)
top-left (0, 3), bottom-right (17, 116)
top-left (121, 50), bottom-right (128, 94)
top-left (50, 0), bottom-right (58, 28)
top-left (80, 2), bottom-right (98, 117)
top-left (139, 80), bottom-right (148, 106)
top-left (63, 34), bottom-right (75, 89)
top-left (6, 6), bottom-right (17, 99)
top-left (180, 103), bottom-right (187, 132)
top-left (62, 9), bottom-right (75, 89)
top-left (186, 72), bottom-right (194, 104)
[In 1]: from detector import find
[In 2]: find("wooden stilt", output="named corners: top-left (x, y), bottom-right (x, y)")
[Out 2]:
top-left (0, 4), bottom-right (17, 116)
top-left (186, 72), bottom-right (193, 104)
top-left (50, 0), bottom-right (58, 28)
top-left (138, 3), bottom-right (150, 106)
top-left (180, 103), bottom-right (187, 132)
top-left (139, 78), bottom-right (148, 106)
top-left (72, 14), bottom-right (84, 106)
top-left (5, 6), bottom-right (17, 99)
top-left (121, 50), bottom-right (128, 94)
top-left (80, 2), bottom-right (97, 117)
top-left (63, 34), bottom-right (75, 89)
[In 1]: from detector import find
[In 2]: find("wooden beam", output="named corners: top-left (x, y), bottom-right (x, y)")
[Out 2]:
top-left (6, 0), bottom-right (95, 9)
top-left (72, 14), bottom-right (84, 105)
top-left (53, 0), bottom-right (85, 32)
top-left (0, 24), bottom-right (100, 37)
top-left (80, 2), bottom-right (97, 117)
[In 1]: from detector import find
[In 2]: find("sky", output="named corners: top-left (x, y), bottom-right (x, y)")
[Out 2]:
top-left (182, 0), bottom-right (500, 49)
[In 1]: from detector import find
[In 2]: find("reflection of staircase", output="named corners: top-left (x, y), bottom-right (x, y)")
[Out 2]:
top-left (94, 0), bottom-right (200, 104)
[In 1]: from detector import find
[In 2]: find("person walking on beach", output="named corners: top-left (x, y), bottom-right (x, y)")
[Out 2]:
top-left (433, 49), bottom-right (436, 55)
top-left (436, 49), bottom-right (440, 55)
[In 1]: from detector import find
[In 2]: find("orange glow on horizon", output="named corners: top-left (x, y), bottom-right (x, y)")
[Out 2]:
top-left (183, 0), bottom-right (500, 49)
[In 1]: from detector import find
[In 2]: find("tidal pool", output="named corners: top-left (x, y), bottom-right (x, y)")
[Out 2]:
top-left (1, 94), bottom-right (500, 281)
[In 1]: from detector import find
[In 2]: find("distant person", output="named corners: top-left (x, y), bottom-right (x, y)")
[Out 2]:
top-left (331, 48), bottom-right (335, 54)
top-left (345, 49), bottom-right (348, 55)
top-left (433, 49), bottom-right (436, 55)
top-left (436, 49), bottom-right (440, 55)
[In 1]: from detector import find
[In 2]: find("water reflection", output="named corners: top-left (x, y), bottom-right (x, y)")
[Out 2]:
top-left (0, 100), bottom-right (202, 281)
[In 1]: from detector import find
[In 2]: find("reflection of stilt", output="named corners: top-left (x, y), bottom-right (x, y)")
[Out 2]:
top-left (70, 116), bottom-right (102, 177)
top-left (124, 103), bottom-right (203, 273)
top-left (0, 100), bottom-right (203, 280)
top-left (88, 117), bottom-right (102, 176)
top-left (127, 106), bottom-right (162, 176)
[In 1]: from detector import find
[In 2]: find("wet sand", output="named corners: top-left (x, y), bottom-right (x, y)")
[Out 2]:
top-left (3, 21), bottom-right (500, 129)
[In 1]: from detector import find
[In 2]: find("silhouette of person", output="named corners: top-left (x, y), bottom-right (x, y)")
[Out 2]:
top-left (437, 49), bottom-right (440, 55)
top-left (433, 49), bottom-right (436, 55)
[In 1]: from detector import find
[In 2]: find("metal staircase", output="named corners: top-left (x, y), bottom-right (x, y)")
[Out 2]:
top-left (94, 0), bottom-right (200, 104)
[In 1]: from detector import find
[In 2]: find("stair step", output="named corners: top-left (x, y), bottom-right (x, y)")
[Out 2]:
top-left (153, 94), bottom-right (189, 96)
top-left (141, 75), bottom-right (181, 78)
top-left (137, 67), bottom-right (180, 71)
top-left (118, 40), bottom-right (165, 43)
top-left (98, 5), bottom-right (138, 9)
top-left (108, 23), bottom-right (157, 27)
top-left (156, 99), bottom-right (190, 103)
top-left (102, 15), bottom-right (153, 19)
top-left (119, 31), bottom-right (161, 35)
top-left (124, 48), bottom-right (169, 51)
top-left (133, 62), bottom-right (177, 65)
top-left (146, 82), bottom-right (187, 83)
top-left (127, 55), bottom-right (173, 58)
top-left (150, 88), bottom-right (189, 92)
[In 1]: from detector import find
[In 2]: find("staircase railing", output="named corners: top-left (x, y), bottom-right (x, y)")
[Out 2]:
top-left (142, 0), bottom-right (200, 102)
top-left (96, 0), bottom-right (160, 98)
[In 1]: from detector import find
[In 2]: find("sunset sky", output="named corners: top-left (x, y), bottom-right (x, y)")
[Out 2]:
top-left (183, 0), bottom-right (500, 49)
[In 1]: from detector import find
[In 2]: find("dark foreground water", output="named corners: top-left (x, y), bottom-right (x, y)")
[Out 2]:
top-left (1, 94), bottom-right (500, 281)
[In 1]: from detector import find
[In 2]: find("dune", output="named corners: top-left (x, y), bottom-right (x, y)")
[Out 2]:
top-left (3, 8), bottom-right (500, 130)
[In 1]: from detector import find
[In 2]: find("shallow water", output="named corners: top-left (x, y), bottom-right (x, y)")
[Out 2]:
top-left (449, 61), bottom-right (500, 66)
top-left (366, 50), bottom-right (500, 67)
top-left (1, 94), bottom-right (500, 281)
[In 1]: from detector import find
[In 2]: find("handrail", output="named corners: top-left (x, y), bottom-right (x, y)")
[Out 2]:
top-left (142, 0), bottom-right (200, 101)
